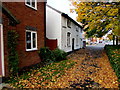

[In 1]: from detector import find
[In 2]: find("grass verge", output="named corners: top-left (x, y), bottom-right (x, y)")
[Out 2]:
top-left (105, 45), bottom-right (120, 86)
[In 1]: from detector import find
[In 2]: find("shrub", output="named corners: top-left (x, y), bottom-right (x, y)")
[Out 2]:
top-left (7, 30), bottom-right (19, 76)
top-left (38, 47), bottom-right (68, 64)
top-left (38, 47), bottom-right (55, 64)
top-left (105, 45), bottom-right (120, 85)
top-left (53, 48), bottom-right (68, 61)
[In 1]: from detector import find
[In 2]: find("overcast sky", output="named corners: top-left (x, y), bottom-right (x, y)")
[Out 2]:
top-left (47, 0), bottom-right (77, 20)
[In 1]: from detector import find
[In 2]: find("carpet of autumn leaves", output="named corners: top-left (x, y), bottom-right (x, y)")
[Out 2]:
top-left (46, 47), bottom-right (119, 88)
top-left (7, 46), bottom-right (119, 88)
top-left (7, 60), bottom-right (76, 88)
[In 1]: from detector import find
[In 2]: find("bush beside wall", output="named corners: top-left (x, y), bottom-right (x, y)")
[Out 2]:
top-left (38, 47), bottom-right (68, 64)
top-left (7, 30), bottom-right (19, 76)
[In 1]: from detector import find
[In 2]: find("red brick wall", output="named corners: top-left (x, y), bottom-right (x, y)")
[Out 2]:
top-left (46, 38), bottom-right (57, 50)
top-left (2, 14), bottom-right (10, 77)
top-left (2, 2), bottom-right (46, 76)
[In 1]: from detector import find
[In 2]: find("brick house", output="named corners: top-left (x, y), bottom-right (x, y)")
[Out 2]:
top-left (0, 1), bottom-right (46, 77)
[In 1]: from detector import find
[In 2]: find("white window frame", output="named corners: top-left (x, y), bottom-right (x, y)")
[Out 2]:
top-left (76, 35), bottom-right (79, 46)
top-left (0, 24), bottom-right (5, 76)
top-left (67, 32), bottom-right (71, 47)
top-left (26, 30), bottom-right (37, 51)
top-left (67, 19), bottom-right (71, 28)
top-left (25, 0), bottom-right (37, 10)
top-left (76, 26), bottom-right (79, 32)
top-left (62, 17), bottom-right (67, 27)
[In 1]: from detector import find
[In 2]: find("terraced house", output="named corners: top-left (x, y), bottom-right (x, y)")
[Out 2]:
top-left (0, 1), bottom-right (46, 77)
top-left (46, 5), bottom-right (84, 52)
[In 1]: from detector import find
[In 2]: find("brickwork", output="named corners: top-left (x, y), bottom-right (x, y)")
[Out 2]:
top-left (2, 2), bottom-right (46, 76)
top-left (46, 38), bottom-right (57, 50)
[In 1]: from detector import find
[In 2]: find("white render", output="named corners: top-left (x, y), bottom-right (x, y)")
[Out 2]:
top-left (46, 5), bottom-right (62, 49)
top-left (0, 24), bottom-right (5, 76)
top-left (46, 5), bottom-right (84, 52)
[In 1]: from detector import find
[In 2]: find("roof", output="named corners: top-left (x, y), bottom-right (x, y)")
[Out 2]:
top-left (46, 5), bottom-right (62, 14)
top-left (61, 13), bottom-right (83, 28)
top-left (47, 4), bottom-right (83, 28)
top-left (0, 4), bottom-right (20, 25)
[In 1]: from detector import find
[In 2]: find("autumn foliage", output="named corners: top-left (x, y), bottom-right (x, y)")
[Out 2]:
top-left (70, 0), bottom-right (120, 38)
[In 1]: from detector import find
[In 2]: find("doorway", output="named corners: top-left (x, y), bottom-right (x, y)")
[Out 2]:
top-left (72, 38), bottom-right (74, 51)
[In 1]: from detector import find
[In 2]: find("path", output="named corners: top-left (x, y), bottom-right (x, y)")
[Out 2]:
top-left (0, 44), bottom-right (119, 88)
top-left (47, 44), bottom-right (119, 88)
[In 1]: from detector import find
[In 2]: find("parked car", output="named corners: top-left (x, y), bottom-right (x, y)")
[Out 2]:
top-left (99, 40), bottom-right (102, 43)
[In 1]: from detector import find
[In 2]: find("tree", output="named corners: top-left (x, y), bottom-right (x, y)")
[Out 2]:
top-left (70, 1), bottom-right (120, 39)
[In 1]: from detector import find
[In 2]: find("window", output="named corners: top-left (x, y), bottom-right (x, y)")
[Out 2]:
top-left (26, 30), bottom-right (37, 51)
top-left (25, 0), bottom-right (37, 10)
top-left (62, 17), bottom-right (67, 28)
top-left (76, 26), bottom-right (79, 32)
top-left (67, 32), bottom-right (71, 47)
top-left (67, 19), bottom-right (71, 28)
top-left (76, 35), bottom-right (79, 46)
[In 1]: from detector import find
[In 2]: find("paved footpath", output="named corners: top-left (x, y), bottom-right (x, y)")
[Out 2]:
top-left (48, 45), bottom-right (119, 88)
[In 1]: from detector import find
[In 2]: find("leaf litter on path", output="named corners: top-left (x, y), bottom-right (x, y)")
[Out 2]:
top-left (8, 47), bottom-right (119, 88)
top-left (46, 48), bottom-right (119, 88)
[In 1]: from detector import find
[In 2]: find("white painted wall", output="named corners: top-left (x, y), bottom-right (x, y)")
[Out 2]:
top-left (61, 17), bottom-right (83, 52)
top-left (79, 28), bottom-right (83, 48)
top-left (0, 24), bottom-right (5, 76)
top-left (46, 6), bottom-right (83, 52)
top-left (46, 6), bottom-right (62, 49)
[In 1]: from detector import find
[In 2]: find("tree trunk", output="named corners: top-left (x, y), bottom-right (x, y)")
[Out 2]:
top-left (116, 36), bottom-right (118, 45)
top-left (113, 35), bottom-right (115, 45)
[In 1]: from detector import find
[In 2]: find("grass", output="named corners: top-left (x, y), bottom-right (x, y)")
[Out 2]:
top-left (6, 60), bottom-right (76, 88)
top-left (105, 45), bottom-right (120, 84)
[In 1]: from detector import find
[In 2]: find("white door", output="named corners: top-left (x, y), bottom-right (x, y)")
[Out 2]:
top-left (0, 24), bottom-right (5, 76)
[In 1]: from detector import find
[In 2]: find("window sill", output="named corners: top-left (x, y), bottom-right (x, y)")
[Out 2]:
top-left (25, 4), bottom-right (37, 11)
top-left (26, 48), bottom-right (38, 52)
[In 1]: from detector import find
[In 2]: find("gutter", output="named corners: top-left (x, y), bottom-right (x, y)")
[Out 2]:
top-left (0, 4), bottom-right (20, 25)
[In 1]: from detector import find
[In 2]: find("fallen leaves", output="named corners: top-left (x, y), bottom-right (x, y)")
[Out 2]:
top-left (8, 60), bottom-right (76, 88)
top-left (7, 47), bottom-right (119, 88)
top-left (45, 48), bottom-right (119, 88)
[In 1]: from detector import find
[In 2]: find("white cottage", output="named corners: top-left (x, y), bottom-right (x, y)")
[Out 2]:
top-left (46, 5), bottom-right (83, 52)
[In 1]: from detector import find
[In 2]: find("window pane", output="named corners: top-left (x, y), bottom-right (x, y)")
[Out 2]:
top-left (32, 0), bottom-right (35, 8)
top-left (26, 0), bottom-right (30, 5)
top-left (76, 35), bottom-right (78, 45)
top-left (32, 33), bottom-right (36, 48)
top-left (67, 33), bottom-right (70, 46)
top-left (67, 20), bottom-right (71, 28)
top-left (26, 32), bottom-right (31, 49)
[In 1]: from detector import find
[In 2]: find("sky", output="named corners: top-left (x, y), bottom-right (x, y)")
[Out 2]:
top-left (47, 0), bottom-right (77, 20)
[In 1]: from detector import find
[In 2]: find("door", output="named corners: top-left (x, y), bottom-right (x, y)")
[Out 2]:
top-left (0, 24), bottom-right (4, 76)
top-left (72, 38), bottom-right (74, 51)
